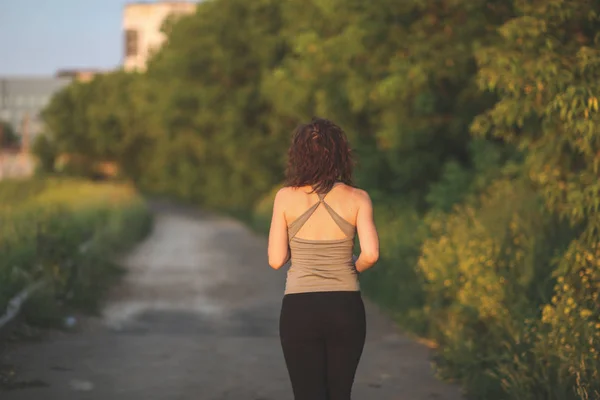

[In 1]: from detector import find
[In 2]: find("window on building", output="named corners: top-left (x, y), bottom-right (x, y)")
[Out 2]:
top-left (125, 29), bottom-right (139, 57)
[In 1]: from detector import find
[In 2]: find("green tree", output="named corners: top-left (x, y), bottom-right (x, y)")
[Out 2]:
top-left (0, 120), bottom-right (18, 148)
top-left (469, 1), bottom-right (600, 396)
top-left (418, 0), bottom-right (600, 397)
top-left (138, 0), bottom-right (289, 210)
top-left (263, 0), bottom-right (513, 200)
top-left (31, 134), bottom-right (58, 174)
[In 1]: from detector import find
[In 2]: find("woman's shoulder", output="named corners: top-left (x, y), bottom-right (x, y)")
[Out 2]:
top-left (275, 186), bottom-right (301, 199)
top-left (340, 184), bottom-right (371, 203)
top-left (273, 186), bottom-right (306, 205)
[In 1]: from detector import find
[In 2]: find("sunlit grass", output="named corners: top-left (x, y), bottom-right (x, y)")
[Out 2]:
top-left (0, 178), bottom-right (152, 326)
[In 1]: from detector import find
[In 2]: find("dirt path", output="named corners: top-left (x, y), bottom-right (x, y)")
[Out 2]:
top-left (0, 202), bottom-right (463, 400)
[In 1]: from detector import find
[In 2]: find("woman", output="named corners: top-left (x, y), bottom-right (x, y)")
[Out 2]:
top-left (268, 117), bottom-right (380, 400)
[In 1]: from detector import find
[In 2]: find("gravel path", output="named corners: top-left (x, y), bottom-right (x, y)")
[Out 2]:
top-left (0, 202), bottom-right (463, 400)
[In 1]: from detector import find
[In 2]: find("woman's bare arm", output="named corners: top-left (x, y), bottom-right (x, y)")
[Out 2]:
top-left (267, 188), bottom-right (290, 270)
top-left (354, 190), bottom-right (379, 273)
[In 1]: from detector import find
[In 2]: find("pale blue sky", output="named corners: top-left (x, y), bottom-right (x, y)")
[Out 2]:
top-left (0, 0), bottom-right (131, 75)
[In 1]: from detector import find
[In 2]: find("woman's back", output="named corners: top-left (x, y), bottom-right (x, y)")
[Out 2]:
top-left (270, 182), bottom-right (378, 294)
top-left (285, 183), bottom-right (358, 242)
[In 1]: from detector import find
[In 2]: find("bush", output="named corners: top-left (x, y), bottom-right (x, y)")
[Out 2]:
top-left (31, 134), bottom-right (58, 174)
top-left (360, 200), bottom-right (428, 333)
top-left (418, 178), bottom-right (586, 398)
top-left (250, 185), bottom-right (282, 234)
top-left (0, 178), bottom-right (152, 325)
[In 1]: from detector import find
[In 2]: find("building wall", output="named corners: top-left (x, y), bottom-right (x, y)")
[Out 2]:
top-left (0, 150), bottom-right (35, 181)
top-left (55, 69), bottom-right (104, 82)
top-left (0, 76), bottom-right (72, 145)
top-left (123, 2), bottom-right (197, 72)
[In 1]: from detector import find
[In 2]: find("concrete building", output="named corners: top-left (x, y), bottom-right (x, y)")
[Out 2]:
top-left (0, 150), bottom-right (35, 181)
top-left (0, 76), bottom-right (72, 146)
top-left (123, 1), bottom-right (197, 72)
top-left (55, 68), bottom-right (104, 83)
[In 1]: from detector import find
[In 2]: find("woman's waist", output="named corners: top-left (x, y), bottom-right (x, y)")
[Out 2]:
top-left (289, 249), bottom-right (354, 267)
top-left (284, 273), bottom-right (360, 294)
top-left (286, 262), bottom-right (358, 286)
top-left (287, 261), bottom-right (356, 274)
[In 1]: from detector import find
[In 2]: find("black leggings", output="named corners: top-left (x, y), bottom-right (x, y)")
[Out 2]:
top-left (279, 291), bottom-right (366, 400)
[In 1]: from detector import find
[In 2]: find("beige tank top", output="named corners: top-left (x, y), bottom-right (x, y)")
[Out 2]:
top-left (284, 191), bottom-right (359, 294)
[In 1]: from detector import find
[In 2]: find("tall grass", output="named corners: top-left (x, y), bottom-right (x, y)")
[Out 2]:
top-left (0, 178), bottom-right (152, 326)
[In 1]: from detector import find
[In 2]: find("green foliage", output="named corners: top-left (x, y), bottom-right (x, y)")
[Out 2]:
top-left (360, 200), bottom-right (428, 332)
top-left (31, 134), bottom-right (58, 174)
top-left (419, 178), bottom-right (579, 397)
top-left (0, 177), bottom-right (52, 203)
top-left (0, 120), bottom-right (18, 148)
top-left (471, 0), bottom-right (600, 224)
top-left (40, 72), bottom-right (151, 180)
top-left (425, 139), bottom-right (516, 211)
top-left (251, 184), bottom-right (283, 235)
top-left (135, 0), bottom-right (290, 210)
top-left (39, 0), bottom-right (600, 397)
top-left (0, 179), bottom-right (152, 323)
top-left (420, 0), bottom-right (600, 397)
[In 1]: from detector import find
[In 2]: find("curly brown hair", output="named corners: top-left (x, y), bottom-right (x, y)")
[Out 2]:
top-left (285, 117), bottom-right (355, 194)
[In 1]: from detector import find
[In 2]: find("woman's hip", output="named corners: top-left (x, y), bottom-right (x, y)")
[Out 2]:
top-left (279, 291), bottom-right (365, 338)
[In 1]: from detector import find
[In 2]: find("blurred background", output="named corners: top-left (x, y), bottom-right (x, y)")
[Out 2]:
top-left (1, 0), bottom-right (599, 399)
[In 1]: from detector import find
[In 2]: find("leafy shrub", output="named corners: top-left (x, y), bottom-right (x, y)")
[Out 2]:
top-left (419, 178), bottom-right (583, 398)
top-left (0, 178), bottom-right (152, 323)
